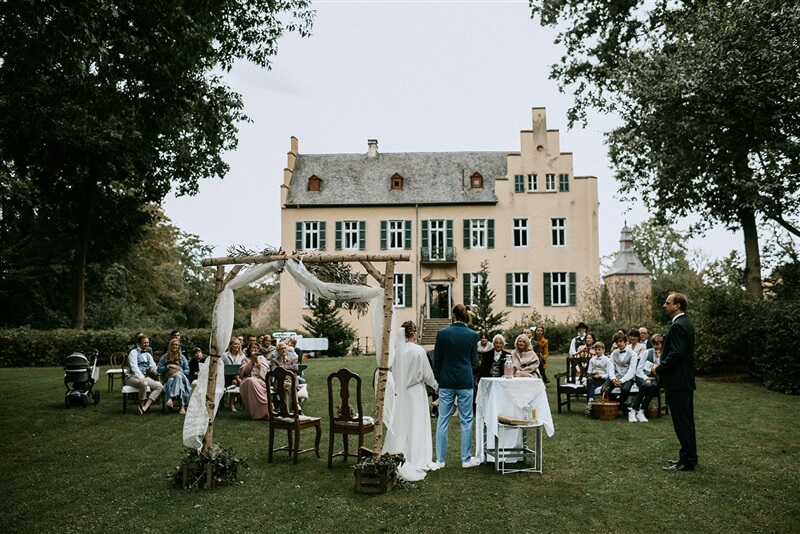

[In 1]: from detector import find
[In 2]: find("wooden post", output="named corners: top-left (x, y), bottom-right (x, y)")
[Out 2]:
top-left (203, 265), bottom-right (226, 456)
top-left (372, 260), bottom-right (395, 454)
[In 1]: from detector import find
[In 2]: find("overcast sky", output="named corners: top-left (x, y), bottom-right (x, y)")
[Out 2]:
top-left (162, 0), bottom-right (744, 266)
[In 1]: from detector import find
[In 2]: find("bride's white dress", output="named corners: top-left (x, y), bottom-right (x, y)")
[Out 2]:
top-left (382, 335), bottom-right (438, 481)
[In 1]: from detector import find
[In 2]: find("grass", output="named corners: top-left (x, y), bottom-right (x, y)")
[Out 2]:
top-left (1, 355), bottom-right (799, 533)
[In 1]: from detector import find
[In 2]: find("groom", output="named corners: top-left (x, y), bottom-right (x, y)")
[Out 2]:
top-left (432, 304), bottom-right (481, 469)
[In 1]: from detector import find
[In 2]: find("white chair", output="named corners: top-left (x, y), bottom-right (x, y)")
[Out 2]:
top-left (121, 370), bottom-right (151, 414)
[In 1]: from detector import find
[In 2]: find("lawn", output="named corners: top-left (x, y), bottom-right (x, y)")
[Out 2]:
top-left (1, 355), bottom-right (799, 533)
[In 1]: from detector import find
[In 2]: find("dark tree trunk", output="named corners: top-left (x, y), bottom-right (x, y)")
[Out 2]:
top-left (70, 172), bottom-right (97, 329)
top-left (740, 207), bottom-right (763, 302)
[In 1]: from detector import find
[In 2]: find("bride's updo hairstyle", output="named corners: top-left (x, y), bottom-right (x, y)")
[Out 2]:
top-left (402, 320), bottom-right (417, 339)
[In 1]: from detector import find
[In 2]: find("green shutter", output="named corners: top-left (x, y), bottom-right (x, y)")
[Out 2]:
top-left (463, 274), bottom-right (471, 305)
top-left (319, 221), bottom-right (326, 250)
top-left (404, 274), bottom-right (412, 307)
top-left (359, 221), bottom-right (366, 250)
top-left (380, 221), bottom-right (387, 250)
top-left (543, 273), bottom-right (552, 306)
top-left (421, 220), bottom-right (429, 250)
top-left (487, 219), bottom-right (495, 248)
top-left (404, 220), bottom-right (412, 250)
top-left (506, 273), bottom-right (513, 306)
top-left (463, 219), bottom-right (471, 249)
top-left (295, 222), bottom-right (302, 250)
top-left (335, 221), bottom-right (342, 251)
top-left (446, 220), bottom-right (453, 248)
top-left (569, 272), bottom-right (577, 306)
top-left (514, 174), bottom-right (524, 193)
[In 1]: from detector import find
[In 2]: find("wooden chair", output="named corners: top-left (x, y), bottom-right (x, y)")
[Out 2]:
top-left (221, 364), bottom-right (242, 411)
top-left (555, 356), bottom-right (590, 413)
top-left (106, 352), bottom-right (126, 392)
top-left (327, 368), bottom-right (374, 467)
top-left (266, 367), bottom-right (321, 464)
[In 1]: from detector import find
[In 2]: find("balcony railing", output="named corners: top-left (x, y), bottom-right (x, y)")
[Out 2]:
top-left (420, 246), bottom-right (456, 264)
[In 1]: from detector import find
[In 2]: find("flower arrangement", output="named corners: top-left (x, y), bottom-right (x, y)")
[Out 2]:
top-left (172, 444), bottom-right (245, 490)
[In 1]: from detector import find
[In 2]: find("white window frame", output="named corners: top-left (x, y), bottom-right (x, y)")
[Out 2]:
top-left (302, 290), bottom-right (318, 309)
top-left (342, 220), bottom-right (360, 251)
top-left (470, 219), bottom-right (487, 249)
top-left (545, 173), bottom-right (556, 191)
top-left (527, 174), bottom-right (538, 192)
top-left (513, 218), bottom-right (529, 248)
top-left (303, 221), bottom-right (320, 250)
top-left (551, 272), bottom-right (569, 306)
top-left (513, 272), bottom-right (530, 306)
top-left (393, 274), bottom-right (410, 308)
top-left (465, 272), bottom-right (483, 307)
top-left (429, 220), bottom-right (446, 260)
top-left (551, 217), bottom-right (567, 247)
top-left (388, 220), bottom-right (405, 250)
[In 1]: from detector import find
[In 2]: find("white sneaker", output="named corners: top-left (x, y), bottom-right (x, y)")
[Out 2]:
top-left (462, 457), bottom-right (482, 468)
top-left (628, 410), bottom-right (638, 423)
top-left (636, 409), bottom-right (649, 423)
top-left (429, 461), bottom-right (445, 471)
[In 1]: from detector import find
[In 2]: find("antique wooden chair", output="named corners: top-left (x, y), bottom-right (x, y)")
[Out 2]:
top-left (555, 356), bottom-right (590, 413)
top-left (327, 368), bottom-right (375, 468)
top-left (106, 352), bottom-right (126, 392)
top-left (266, 367), bottom-right (321, 464)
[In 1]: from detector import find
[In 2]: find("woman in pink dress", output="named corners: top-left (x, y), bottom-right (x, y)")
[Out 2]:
top-left (238, 342), bottom-right (270, 420)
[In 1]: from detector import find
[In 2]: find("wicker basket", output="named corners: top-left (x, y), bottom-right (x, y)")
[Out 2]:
top-left (592, 392), bottom-right (619, 420)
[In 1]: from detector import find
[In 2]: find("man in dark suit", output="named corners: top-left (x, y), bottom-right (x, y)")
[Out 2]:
top-left (654, 292), bottom-right (698, 471)
top-left (432, 304), bottom-right (481, 469)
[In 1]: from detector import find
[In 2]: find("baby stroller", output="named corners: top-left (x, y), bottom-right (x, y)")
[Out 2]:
top-left (64, 350), bottom-right (101, 408)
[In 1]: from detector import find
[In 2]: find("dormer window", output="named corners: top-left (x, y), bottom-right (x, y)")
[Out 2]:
top-left (391, 173), bottom-right (403, 191)
top-left (307, 175), bottom-right (321, 192)
top-left (470, 172), bottom-right (483, 189)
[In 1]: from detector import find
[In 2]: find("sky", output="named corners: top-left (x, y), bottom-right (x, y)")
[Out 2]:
top-left (162, 0), bottom-right (745, 266)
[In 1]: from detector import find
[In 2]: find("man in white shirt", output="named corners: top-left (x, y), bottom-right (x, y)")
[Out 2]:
top-left (126, 335), bottom-right (163, 415)
top-left (568, 322), bottom-right (588, 356)
top-left (608, 333), bottom-right (639, 422)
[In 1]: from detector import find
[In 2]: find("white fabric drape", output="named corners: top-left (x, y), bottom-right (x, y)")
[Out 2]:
top-left (184, 257), bottom-right (390, 452)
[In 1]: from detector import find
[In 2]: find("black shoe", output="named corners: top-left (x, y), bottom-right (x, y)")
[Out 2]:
top-left (663, 463), bottom-right (694, 471)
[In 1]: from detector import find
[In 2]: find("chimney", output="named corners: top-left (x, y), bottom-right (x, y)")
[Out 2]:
top-left (367, 139), bottom-right (378, 158)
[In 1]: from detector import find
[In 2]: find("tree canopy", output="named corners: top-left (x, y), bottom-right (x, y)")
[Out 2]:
top-left (0, 1), bottom-right (314, 327)
top-left (531, 0), bottom-right (800, 300)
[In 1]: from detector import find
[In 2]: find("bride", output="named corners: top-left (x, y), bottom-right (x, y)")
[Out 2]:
top-left (382, 320), bottom-right (439, 481)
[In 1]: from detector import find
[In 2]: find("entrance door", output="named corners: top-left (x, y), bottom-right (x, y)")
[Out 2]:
top-left (428, 284), bottom-right (450, 318)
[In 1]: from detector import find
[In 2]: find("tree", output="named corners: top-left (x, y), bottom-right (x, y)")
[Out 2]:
top-left (0, 1), bottom-right (314, 328)
top-left (301, 298), bottom-right (357, 358)
top-left (532, 0), bottom-right (800, 301)
top-left (468, 261), bottom-right (509, 337)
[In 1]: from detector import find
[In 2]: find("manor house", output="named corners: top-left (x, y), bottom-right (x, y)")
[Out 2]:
top-left (279, 107), bottom-right (600, 346)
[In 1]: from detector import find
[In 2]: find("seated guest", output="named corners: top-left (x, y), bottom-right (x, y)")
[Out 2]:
top-left (606, 332), bottom-right (639, 422)
top-left (522, 327), bottom-right (540, 354)
top-left (158, 338), bottom-right (191, 415)
top-left (260, 334), bottom-right (275, 358)
top-left (477, 333), bottom-right (491, 354)
top-left (188, 347), bottom-right (204, 384)
top-left (239, 342), bottom-right (271, 420)
top-left (585, 341), bottom-right (611, 414)
top-left (639, 326), bottom-right (653, 350)
top-left (126, 335), bottom-right (163, 415)
top-left (169, 330), bottom-right (189, 360)
top-left (478, 334), bottom-right (510, 379)
top-left (511, 334), bottom-right (540, 378)
top-left (271, 341), bottom-right (302, 409)
top-left (627, 328), bottom-right (647, 356)
top-left (572, 332), bottom-right (597, 381)
top-left (630, 333), bottom-right (663, 422)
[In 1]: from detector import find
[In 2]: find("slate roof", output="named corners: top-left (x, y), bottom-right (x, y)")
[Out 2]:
top-left (604, 225), bottom-right (651, 276)
top-left (286, 151), bottom-right (507, 206)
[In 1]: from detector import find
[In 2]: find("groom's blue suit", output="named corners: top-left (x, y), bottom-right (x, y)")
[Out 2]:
top-left (433, 321), bottom-right (479, 463)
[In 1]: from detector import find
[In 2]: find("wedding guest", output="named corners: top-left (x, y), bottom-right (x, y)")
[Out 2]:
top-left (382, 321), bottom-right (438, 481)
top-left (239, 342), bottom-right (270, 420)
top-left (270, 341), bottom-right (302, 409)
top-left (169, 330), bottom-right (189, 360)
top-left (607, 333), bottom-right (639, 422)
top-left (573, 332), bottom-right (597, 381)
top-left (569, 322), bottom-right (589, 356)
top-left (158, 338), bottom-right (191, 415)
top-left (533, 326), bottom-right (550, 383)
top-left (222, 338), bottom-right (246, 367)
top-left (260, 334), bottom-right (275, 358)
top-left (125, 336), bottom-right (163, 415)
top-left (639, 326), bottom-right (653, 350)
top-left (477, 333), bottom-right (491, 354)
top-left (585, 341), bottom-right (611, 414)
top-left (512, 334), bottom-right (540, 378)
top-left (522, 327), bottom-right (540, 353)
top-left (432, 304), bottom-right (481, 469)
top-left (630, 334), bottom-right (662, 422)
top-left (478, 334), bottom-right (510, 379)
top-left (188, 347), bottom-right (204, 384)
top-left (627, 328), bottom-right (647, 356)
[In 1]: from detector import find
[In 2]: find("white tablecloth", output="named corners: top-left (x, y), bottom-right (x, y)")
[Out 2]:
top-left (475, 377), bottom-right (554, 462)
